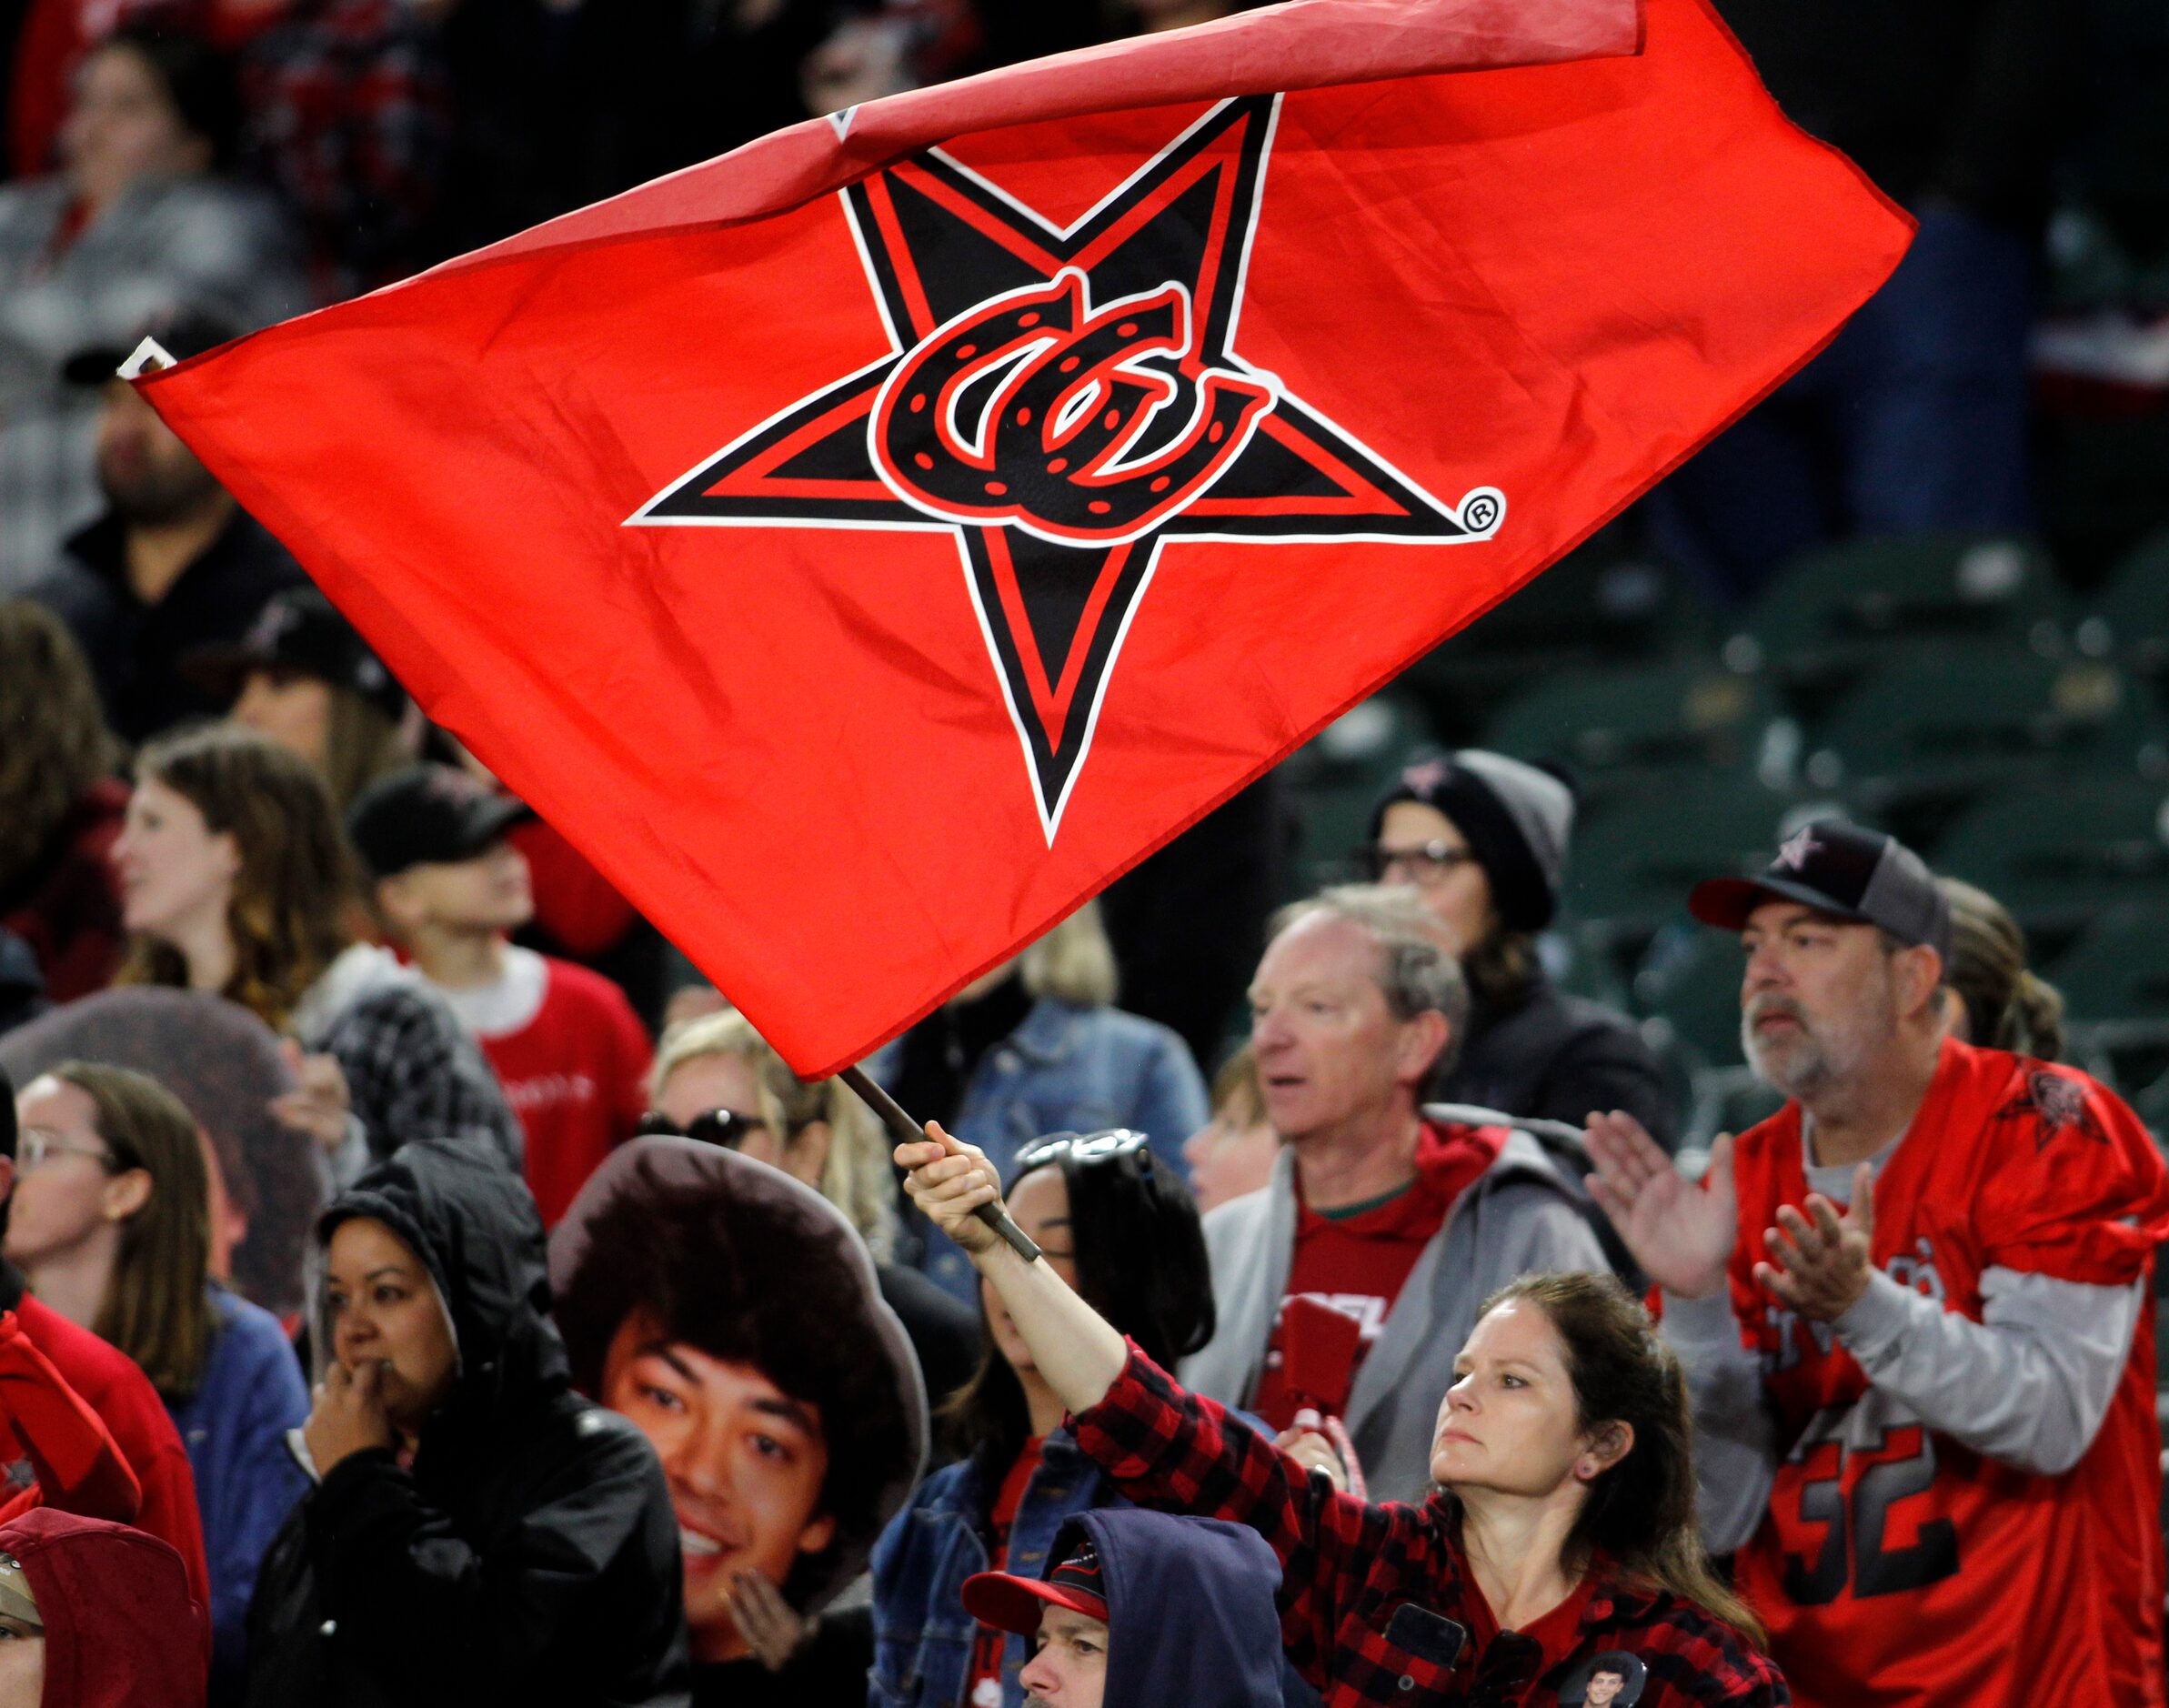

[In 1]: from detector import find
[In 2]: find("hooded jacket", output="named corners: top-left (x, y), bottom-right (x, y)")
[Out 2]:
top-left (1181, 1122), bottom-right (1609, 1503)
top-left (1059, 1507), bottom-right (1283, 1708)
top-left (0, 1506), bottom-right (208, 1708)
top-left (244, 1138), bottom-right (688, 1707)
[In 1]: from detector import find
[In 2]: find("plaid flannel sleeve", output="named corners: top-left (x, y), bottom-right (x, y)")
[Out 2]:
top-left (1073, 1341), bottom-right (1432, 1678)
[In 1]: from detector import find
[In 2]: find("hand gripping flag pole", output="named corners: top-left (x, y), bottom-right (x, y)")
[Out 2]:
top-left (839, 1065), bottom-right (1043, 1263)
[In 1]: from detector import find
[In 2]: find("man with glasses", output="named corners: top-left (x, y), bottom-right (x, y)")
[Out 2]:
top-left (0, 1070), bottom-right (207, 1604)
top-left (1180, 886), bottom-right (1609, 1502)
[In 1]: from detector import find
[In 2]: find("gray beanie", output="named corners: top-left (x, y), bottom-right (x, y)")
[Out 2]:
top-left (1367, 749), bottom-right (1575, 930)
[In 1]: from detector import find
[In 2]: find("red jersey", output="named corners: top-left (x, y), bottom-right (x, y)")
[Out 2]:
top-left (0, 1294), bottom-right (211, 1621)
top-left (1249, 1124), bottom-right (1501, 1432)
top-left (1724, 1038), bottom-right (2169, 1708)
top-left (446, 949), bottom-right (651, 1225)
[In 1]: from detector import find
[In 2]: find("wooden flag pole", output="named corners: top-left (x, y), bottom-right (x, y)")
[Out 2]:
top-left (840, 1065), bottom-right (1043, 1263)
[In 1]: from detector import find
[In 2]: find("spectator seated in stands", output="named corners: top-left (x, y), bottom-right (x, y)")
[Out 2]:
top-left (874, 900), bottom-right (1208, 1301)
top-left (22, 305), bottom-right (305, 743)
top-left (0, 1068), bottom-right (210, 1619)
top-left (0, 1507), bottom-right (208, 1708)
top-left (645, 1009), bottom-right (978, 1410)
top-left (550, 1134), bottom-right (925, 1708)
top-left (1588, 820), bottom-right (2169, 1708)
top-left (1364, 751), bottom-right (1672, 1147)
top-left (1180, 1041), bottom-right (1278, 1216)
top-left (6, 1063), bottom-right (305, 1703)
top-left (900, 1134), bottom-right (1788, 1708)
top-left (349, 763), bottom-right (648, 1228)
top-left (185, 586), bottom-right (416, 811)
top-left (246, 1136), bottom-right (688, 1705)
top-left (114, 725), bottom-right (521, 1182)
top-left (0, 22), bottom-right (306, 591)
top-left (960, 1510), bottom-right (1286, 1708)
top-left (870, 1127), bottom-right (1215, 1708)
top-left (0, 602), bottom-right (126, 1003)
top-left (1182, 885), bottom-right (1607, 1503)
top-left (1936, 876), bottom-right (2066, 1061)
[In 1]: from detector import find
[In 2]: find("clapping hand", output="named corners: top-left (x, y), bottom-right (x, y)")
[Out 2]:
top-left (1754, 1167), bottom-right (1875, 1321)
top-left (1584, 1111), bottom-right (1738, 1301)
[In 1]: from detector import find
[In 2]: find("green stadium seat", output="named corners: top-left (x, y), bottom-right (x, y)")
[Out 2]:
top-left (2049, 902), bottom-right (2169, 1025)
top-left (1634, 926), bottom-right (1750, 1070)
top-left (1929, 771), bottom-right (2169, 930)
top-left (1478, 660), bottom-right (1778, 806)
top-left (1561, 775), bottom-right (1796, 931)
top-left (2078, 529), bottom-right (2169, 694)
top-left (1280, 696), bottom-right (1429, 895)
top-left (1805, 645), bottom-right (2152, 828)
top-left (1737, 533), bottom-right (2067, 675)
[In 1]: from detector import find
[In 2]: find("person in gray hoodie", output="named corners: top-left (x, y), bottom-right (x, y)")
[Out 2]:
top-left (960, 1507), bottom-right (1283, 1708)
top-left (1182, 886), bottom-right (1608, 1503)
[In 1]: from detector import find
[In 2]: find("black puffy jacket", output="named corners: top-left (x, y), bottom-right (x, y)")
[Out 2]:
top-left (245, 1139), bottom-right (688, 1707)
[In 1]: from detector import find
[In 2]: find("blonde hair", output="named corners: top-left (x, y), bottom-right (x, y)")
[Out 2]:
top-left (318, 688), bottom-right (412, 811)
top-left (1019, 899), bottom-right (1119, 1008)
top-left (1209, 1040), bottom-right (1263, 1127)
top-left (650, 1010), bottom-right (898, 1260)
top-left (1938, 877), bottom-right (2065, 1061)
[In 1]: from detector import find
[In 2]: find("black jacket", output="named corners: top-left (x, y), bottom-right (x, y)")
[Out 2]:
top-left (26, 507), bottom-right (305, 745)
top-left (245, 1139), bottom-right (688, 1708)
top-left (1436, 976), bottom-right (1674, 1150)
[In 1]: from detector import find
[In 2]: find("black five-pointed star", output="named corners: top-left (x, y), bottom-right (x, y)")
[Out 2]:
top-left (631, 95), bottom-right (1502, 838)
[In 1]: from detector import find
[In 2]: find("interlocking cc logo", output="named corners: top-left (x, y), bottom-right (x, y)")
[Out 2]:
top-left (869, 266), bottom-right (1277, 546)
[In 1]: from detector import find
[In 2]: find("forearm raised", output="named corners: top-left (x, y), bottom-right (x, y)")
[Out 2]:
top-left (974, 1241), bottom-right (1129, 1416)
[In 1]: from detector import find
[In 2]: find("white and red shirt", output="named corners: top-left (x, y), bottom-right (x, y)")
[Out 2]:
top-left (437, 947), bottom-right (651, 1226)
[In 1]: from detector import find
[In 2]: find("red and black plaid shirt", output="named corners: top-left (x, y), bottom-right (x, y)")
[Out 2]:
top-left (1074, 1343), bottom-right (1788, 1708)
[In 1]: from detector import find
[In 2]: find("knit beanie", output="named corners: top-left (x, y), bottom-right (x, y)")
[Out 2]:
top-left (1366, 750), bottom-right (1574, 930)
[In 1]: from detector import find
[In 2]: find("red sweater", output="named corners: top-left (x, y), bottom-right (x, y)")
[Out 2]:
top-left (0, 1291), bottom-right (210, 1616)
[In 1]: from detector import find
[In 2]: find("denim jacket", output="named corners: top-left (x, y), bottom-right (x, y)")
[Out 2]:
top-left (874, 997), bottom-right (1210, 1301)
top-left (869, 1429), bottom-right (1119, 1708)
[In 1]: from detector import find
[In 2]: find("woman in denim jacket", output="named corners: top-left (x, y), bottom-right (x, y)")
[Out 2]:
top-left (869, 1131), bottom-right (1215, 1708)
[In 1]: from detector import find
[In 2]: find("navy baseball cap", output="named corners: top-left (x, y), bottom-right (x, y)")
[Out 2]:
top-left (1688, 819), bottom-right (1950, 959)
top-left (962, 1538), bottom-right (1110, 1636)
top-left (180, 587), bottom-right (408, 721)
top-left (347, 764), bottom-right (533, 879)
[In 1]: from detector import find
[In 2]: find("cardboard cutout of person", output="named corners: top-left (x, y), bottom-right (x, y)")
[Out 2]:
top-left (548, 1135), bottom-right (927, 1681)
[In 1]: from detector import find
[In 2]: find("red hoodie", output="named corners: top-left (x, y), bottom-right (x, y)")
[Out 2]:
top-left (0, 1507), bottom-right (207, 1708)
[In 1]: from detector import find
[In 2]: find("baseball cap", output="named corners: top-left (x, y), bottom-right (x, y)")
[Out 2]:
top-left (963, 1538), bottom-right (1110, 1636)
top-left (180, 587), bottom-right (408, 721)
top-left (62, 303), bottom-right (244, 387)
top-left (1688, 819), bottom-right (1950, 959)
top-left (346, 764), bottom-right (533, 879)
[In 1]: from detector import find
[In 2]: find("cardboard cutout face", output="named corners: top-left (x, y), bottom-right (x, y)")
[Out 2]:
top-left (547, 1138), bottom-right (927, 1664)
top-left (1561, 1651), bottom-right (1647, 1707)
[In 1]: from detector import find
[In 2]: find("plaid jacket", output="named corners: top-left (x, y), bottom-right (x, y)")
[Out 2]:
top-left (1074, 1345), bottom-right (1788, 1708)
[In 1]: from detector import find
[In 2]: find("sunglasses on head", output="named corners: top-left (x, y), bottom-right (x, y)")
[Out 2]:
top-left (635, 1108), bottom-right (769, 1150)
top-left (1012, 1129), bottom-right (1151, 1173)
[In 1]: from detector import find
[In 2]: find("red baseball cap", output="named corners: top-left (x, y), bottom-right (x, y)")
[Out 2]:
top-left (962, 1539), bottom-right (1110, 1636)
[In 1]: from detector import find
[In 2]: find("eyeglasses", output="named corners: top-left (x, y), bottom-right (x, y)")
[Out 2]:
top-left (1013, 1129), bottom-right (1151, 1172)
top-left (15, 1129), bottom-right (118, 1173)
top-left (635, 1109), bottom-right (769, 1150)
top-left (1361, 839), bottom-right (1478, 887)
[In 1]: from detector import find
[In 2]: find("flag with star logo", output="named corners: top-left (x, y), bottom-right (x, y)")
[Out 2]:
top-left (136, 0), bottom-right (1911, 1076)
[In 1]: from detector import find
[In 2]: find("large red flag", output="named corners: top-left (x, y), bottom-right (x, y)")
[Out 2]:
top-left (138, 0), bottom-right (1908, 1077)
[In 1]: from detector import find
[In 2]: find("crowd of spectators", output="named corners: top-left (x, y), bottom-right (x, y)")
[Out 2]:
top-left (0, 0), bottom-right (2166, 1705)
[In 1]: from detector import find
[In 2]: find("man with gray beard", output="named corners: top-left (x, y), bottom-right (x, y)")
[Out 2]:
top-left (1582, 820), bottom-right (2169, 1708)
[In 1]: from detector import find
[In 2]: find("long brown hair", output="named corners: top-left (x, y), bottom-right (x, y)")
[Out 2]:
top-left (1481, 1271), bottom-right (1766, 1648)
top-left (46, 1061), bottom-right (218, 1402)
top-left (118, 726), bottom-right (357, 1030)
top-left (1939, 878), bottom-right (2064, 1061)
top-left (317, 688), bottom-right (411, 811)
top-left (0, 600), bottom-right (119, 889)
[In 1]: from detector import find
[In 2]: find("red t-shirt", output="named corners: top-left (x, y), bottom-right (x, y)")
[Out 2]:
top-left (1724, 1038), bottom-right (2169, 1708)
top-left (1249, 1123), bottom-right (1502, 1432)
top-left (966, 1437), bottom-right (1044, 1708)
top-left (0, 1294), bottom-right (210, 1619)
top-left (443, 949), bottom-right (651, 1225)
top-left (1461, 1564), bottom-right (1602, 1688)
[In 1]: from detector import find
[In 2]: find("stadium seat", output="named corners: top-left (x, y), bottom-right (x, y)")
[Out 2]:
top-left (1930, 771), bottom-right (2169, 931)
top-left (1804, 645), bottom-right (2153, 842)
top-left (2079, 528), bottom-right (2169, 694)
top-left (1561, 775), bottom-right (1796, 932)
top-left (1477, 659), bottom-right (1778, 809)
top-left (1280, 697), bottom-right (1428, 895)
top-left (2048, 902), bottom-right (2169, 1025)
top-left (1633, 925), bottom-right (1748, 1070)
top-left (1736, 533), bottom-right (2067, 675)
